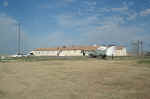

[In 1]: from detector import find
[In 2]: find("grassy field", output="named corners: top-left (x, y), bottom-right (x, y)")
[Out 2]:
top-left (0, 57), bottom-right (150, 99)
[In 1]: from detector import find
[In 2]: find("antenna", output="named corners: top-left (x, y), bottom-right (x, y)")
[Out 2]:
top-left (17, 23), bottom-right (21, 55)
top-left (140, 41), bottom-right (143, 56)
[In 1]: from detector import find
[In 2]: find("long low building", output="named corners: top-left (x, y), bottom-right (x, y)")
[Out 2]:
top-left (30, 46), bottom-right (99, 56)
top-left (30, 45), bottom-right (127, 57)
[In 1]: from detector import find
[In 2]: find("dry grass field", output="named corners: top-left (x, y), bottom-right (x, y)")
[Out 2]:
top-left (0, 58), bottom-right (150, 99)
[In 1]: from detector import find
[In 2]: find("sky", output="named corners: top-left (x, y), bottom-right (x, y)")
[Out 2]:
top-left (0, 0), bottom-right (150, 54)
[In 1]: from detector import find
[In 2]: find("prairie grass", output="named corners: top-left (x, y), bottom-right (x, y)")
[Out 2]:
top-left (0, 59), bottom-right (150, 99)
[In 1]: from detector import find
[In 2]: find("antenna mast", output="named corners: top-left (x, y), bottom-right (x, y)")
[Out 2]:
top-left (17, 23), bottom-right (21, 55)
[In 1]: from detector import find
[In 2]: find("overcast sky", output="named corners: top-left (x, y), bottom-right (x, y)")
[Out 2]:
top-left (0, 0), bottom-right (150, 54)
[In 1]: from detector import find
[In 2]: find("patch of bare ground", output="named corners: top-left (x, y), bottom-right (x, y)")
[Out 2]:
top-left (0, 59), bottom-right (150, 99)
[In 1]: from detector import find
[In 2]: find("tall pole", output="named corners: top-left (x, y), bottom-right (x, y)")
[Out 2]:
top-left (18, 23), bottom-right (21, 55)
top-left (22, 29), bottom-right (23, 54)
top-left (137, 40), bottom-right (139, 56)
top-left (141, 41), bottom-right (143, 56)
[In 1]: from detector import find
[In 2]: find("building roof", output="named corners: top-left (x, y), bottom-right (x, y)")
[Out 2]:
top-left (35, 48), bottom-right (59, 51)
top-left (34, 46), bottom-right (99, 51)
top-left (115, 46), bottom-right (125, 50)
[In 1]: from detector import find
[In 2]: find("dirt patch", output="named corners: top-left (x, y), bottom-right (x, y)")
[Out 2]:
top-left (0, 60), bottom-right (150, 99)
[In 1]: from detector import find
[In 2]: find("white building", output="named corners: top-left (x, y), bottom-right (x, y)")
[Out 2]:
top-left (106, 46), bottom-right (116, 56)
top-left (102, 46), bottom-right (127, 56)
top-left (97, 45), bottom-right (127, 56)
top-left (114, 46), bottom-right (127, 56)
top-left (30, 45), bottom-right (127, 57)
top-left (30, 46), bottom-right (99, 56)
top-left (30, 48), bottom-right (59, 56)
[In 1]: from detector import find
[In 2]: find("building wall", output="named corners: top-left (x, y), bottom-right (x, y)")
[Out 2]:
top-left (114, 48), bottom-right (127, 56)
top-left (59, 50), bottom-right (83, 56)
top-left (31, 46), bottom-right (127, 57)
top-left (31, 50), bottom-right (84, 56)
top-left (106, 46), bottom-right (116, 56)
top-left (31, 51), bottom-right (58, 56)
top-left (106, 46), bottom-right (127, 56)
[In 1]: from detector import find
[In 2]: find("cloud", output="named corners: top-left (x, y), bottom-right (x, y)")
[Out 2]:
top-left (96, 2), bottom-right (129, 13)
top-left (82, 16), bottom-right (139, 43)
top-left (64, 0), bottom-right (75, 3)
top-left (57, 14), bottom-right (100, 29)
top-left (53, 13), bottom-right (149, 47)
top-left (83, 1), bottom-right (96, 6)
top-left (107, 5), bottom-right (137, 21)
top-left (77, 1), bottom-right (137, 21)
top-left (39, 0), bottom-right (75, 9)
top-left (85, 22), bottom-right (144, 44)
top-left (111, 6), bottom-right (128, 12)
top-left (3, 1), bottom-right (8, 7)
top-left (39, 4), bottom-right (52, 9)
top-left (127, 12), bottom-right (137, 20)
top-left (140, 8), bottom-right (150, 16)
top-left (76, 1), bottom-right (97, 16)
top-left (98, 8), bottom-right (111, 13)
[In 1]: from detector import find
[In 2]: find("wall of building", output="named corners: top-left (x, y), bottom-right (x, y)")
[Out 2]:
top-left (31, 51), bottom-right (58, 56)
top-left (114, 48), bottom-right (127, 56)
top-left (105, 46), bottom-right (127, 56)
top-left (31, 46), bottom-right (127, 57)
top-left (59, 50), bottom-right (83, 56)
top-left (31, 50), bottom-right (84, 56)
top-left (106, 46), bottom-right (116, 56)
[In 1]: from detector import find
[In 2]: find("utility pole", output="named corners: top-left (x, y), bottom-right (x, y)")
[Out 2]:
top-left (135, 40), bottom-right (144, 57)
top-left (131, 40), bottom-right (143, 56)
top-left (140, 41), bottom-right (143, 56)
top-left (17, 23), bottom-right (21, 55)
top-left (137, 40), bottom-right (140, 56)
top-left (22, 29), bottom-right (24, 55)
